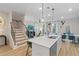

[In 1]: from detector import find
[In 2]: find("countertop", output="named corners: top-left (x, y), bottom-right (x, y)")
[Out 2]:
top-left (28, 35), bottom-right (61, 48)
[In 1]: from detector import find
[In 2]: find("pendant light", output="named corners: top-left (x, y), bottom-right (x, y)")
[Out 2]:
top-left (52, 8), bottom-right (54, 21)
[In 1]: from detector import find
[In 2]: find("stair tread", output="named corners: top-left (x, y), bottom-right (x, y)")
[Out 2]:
top-left (16, 38), bottom-right (26, 42)
top-left (16, 35), bottom-right (25, 37)
top-left (15, 32), bottom-right (24, 34)
top-left (15, 31), bottom-right (24, 32)
top-left (16, 37), bottom-right (25, 40)
top-left (15, 31), bottom-right (24, 33)
top-left (16, 43), bottom-right (27, 48)
top-left (15, 35), bottom-right (25, 38)
top-left (15, 30), bottom-right (23, 31)
top-left (15, 33), bottom-right (24, 36)
top-left (15, 29), bottom-right (23, 30)
top-left (16, 40), bottom-right (27, 44)
top-left (16, 40), bottom-right (27, 46)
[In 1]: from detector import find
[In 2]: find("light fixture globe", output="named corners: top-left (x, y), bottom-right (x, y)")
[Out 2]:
top-left (0, 17), bottom-right (4, 28)
top-left (52, 8), bottom-right (54, 11)
top-left (41, 18), bottom-right (44, 22)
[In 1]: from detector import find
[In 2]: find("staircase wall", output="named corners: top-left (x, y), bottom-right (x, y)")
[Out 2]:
top-left (0, 12), bottom-right (15, 48)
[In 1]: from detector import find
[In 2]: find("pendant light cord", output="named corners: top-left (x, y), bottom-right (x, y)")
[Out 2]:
top-left (42, 3), bottom-right (44, 19)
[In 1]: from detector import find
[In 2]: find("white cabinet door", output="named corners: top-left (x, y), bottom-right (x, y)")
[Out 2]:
top-left (50, 42), bottom-right (57, 56)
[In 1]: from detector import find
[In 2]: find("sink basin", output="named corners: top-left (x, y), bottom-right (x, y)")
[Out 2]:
top-left (48, 36), bottom-right (58, 39)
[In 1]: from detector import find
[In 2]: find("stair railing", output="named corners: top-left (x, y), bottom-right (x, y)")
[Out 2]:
top-left (11, 22), bottom-right (16, 45)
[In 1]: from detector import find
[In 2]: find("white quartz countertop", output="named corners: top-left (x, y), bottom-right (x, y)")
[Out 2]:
top-left (28, 36), bottom-right (61, 48)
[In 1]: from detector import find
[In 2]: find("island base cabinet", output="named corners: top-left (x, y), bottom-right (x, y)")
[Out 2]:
top-left (32, 42), bottom-right (57, 56)
top-left (32, 43), bottom-right (49, 56)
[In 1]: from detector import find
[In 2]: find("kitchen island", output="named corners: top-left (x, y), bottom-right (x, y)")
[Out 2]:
top-left (28, 35), bottom-right (62, 56)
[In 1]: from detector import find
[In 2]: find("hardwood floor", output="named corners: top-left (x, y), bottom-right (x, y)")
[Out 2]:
top-left (0, 45), bottom-right (32, 56)
top-left (59, 41), bottom-right (79, 56)
top-left (0, 41), bottom-right (79, 56)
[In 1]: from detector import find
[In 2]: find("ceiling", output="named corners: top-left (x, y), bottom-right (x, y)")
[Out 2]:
top-left (0, 3), bottom-right (79, 22)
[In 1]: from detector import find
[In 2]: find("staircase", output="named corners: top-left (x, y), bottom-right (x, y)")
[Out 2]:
top-left (11, 20), bottom-right (27, 49)
top-left (15, 28), bottom-right (27, 48)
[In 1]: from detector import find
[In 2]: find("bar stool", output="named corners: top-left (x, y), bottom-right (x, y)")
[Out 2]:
top-left (68, 35), bottom-right (75, 43)
top-left (26, 41), bottom-right (32, 56)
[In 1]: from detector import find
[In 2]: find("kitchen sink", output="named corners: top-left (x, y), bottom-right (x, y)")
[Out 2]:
top-left (48, 36), bottom-right (58, 39)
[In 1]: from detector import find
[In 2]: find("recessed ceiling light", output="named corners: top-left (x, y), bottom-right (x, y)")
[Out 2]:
top-left (61, 16), bottom-right (64, 19)
top-left (39, 7), bottom-right (42, 10)
top-left (68, 8), bottom-right (72, 12)
top-left (41, 18), bottom-right (44, 22)
top-left (48, 14), bottom-right (51, 16)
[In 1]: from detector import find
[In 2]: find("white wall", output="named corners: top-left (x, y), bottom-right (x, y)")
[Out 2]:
top-left (12, 11), bottom-right (24, 20)
top-left (63, 19), bottom-right (79, 35)
top-left (24, 15), bottom-right (38, 25)
top-left (0, 12), bottom-right (11, 37)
